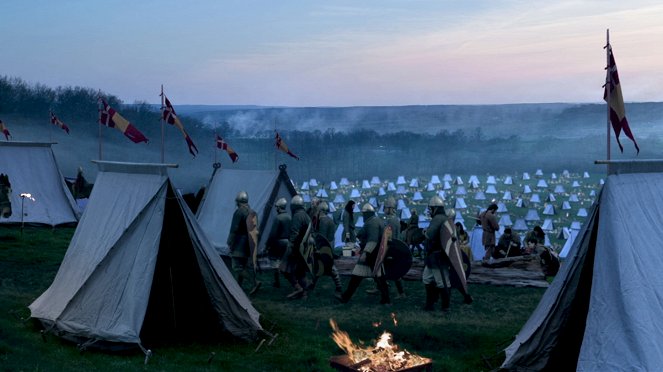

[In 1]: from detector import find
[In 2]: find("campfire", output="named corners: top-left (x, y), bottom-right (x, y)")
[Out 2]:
top-left (329, 318), bottom-right (432, 372)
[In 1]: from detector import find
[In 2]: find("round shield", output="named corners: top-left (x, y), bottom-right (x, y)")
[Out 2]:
top-left (313, 234), bottom-right (334, 277)
top-left (383, 239), bottom-right (412, 280)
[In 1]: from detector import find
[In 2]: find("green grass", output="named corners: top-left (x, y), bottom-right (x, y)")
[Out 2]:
top-left (0, 226), bottom-right (545, 371)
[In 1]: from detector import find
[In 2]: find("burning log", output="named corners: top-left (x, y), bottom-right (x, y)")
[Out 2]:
top-left (329, 319), bottom-right (432, 372)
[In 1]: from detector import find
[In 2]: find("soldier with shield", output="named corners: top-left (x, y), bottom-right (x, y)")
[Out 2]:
top-left (383, 197), bottom-right (407, 299)
top-left (266, 197), bottom-right (291, 288)
top-left (336, 203), bottom-right (391, 305)
top-left (423, 196), bottom-right (472, 311)
top-left (281, 195), bottom-right (312, 299)
top-left (227, 191), bottom-right (261, 295)
top-left (308, 201), bottom-right (343, 294)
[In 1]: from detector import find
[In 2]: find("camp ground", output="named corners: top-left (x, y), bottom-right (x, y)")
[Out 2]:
top-left (0, 141), bottom-right (80, 226)
top-left (29, 161), bottom-right (263, 352)
top-left (290, 169), bottom-right (602, 256)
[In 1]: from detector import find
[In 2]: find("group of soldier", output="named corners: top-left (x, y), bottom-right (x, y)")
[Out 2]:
top-left (226, 190), bottom-right (473, 312)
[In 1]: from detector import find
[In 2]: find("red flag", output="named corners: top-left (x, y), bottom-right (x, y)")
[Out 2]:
top-left (0, 119), bottom-right (11, 140)
top-left (604, 45), bottom-right (639, 154)
top-left (98, 99), bottom-right (149, 143)
top-left (215, 134), bottom-right (239, 163)
top-left (275, 131), bottom-right (299, 160)
top-left (49, 111), bottom-right (70, 134)
top-left (161, 95), bottom-right (198, 157)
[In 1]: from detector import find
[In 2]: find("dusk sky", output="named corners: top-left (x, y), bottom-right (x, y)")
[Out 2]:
top-left (2, 1), bottom-right (663, 107)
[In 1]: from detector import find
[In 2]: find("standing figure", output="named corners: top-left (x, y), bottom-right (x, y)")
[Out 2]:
top-left (227, 191), bottom-right (261, 295)
top-left (337, 203), bottom-right (390, 305)
top-left (266, 197), bottom-right (291, 288)
top-left (383, 197), bottom-right (406, 299)
top-left (341, 200), bottom-right (356, 244)
top-left (309, 201), bottom-right (343, 294)
top-left (422, 196), bottom-right (452, 311)
top-left (282, 195), bottom-right (312, 299)
top-left (480, 203), bottom-right (500, 261)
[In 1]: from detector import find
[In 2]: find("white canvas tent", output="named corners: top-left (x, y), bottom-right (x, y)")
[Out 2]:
top-left (29, 161), bottom-right (263, 350)
top-left (502, 160), bottom-right (663, 371)
top-left (0, 141), bottom-right (80, 226)
top-left (196, 165), bottom-right (297, 255)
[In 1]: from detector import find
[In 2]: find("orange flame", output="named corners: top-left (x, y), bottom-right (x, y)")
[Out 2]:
top-left (329, 319), bottom-right (430, 371)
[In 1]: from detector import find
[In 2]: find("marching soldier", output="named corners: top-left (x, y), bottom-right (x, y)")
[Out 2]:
top-left (227, 191), bottom-right (261, 295)
top-left (309, 201), bottom-right (343, 294)
top-left (266, 197), bottom-right (291, 288)
top-left (337, 203), bottom-right (390, 305)
top-left (423, 196), bottom-right (472, 311)
top-left (281, 195), bottom-right (311, 299)
top-left (383, 197), bottom-right (406, 299)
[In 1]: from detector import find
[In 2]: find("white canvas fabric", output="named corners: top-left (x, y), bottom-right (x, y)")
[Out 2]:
top-left (0, 142), bottom-right (79, 225)
top-left (29, 161), bottom-right (263, 347)
top-left (196, 167), bottom-right (296, 255)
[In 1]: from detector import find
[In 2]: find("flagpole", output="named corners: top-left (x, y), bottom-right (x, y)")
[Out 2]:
top-left (214, 125), bottom-right (218, 165)
top-left (48, 111), bottom-right (52, 143)
top-left (98, 92), bottom-right (103, 160)
top-left (606, 29), bottom-right (611, 161)
top-left (273, 120), bottom-right (277, 171)
top-left (160, 85), bottom-right (165, 163)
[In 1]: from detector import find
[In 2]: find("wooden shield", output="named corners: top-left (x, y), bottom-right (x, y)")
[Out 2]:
top-left (383, 239), bottom-right (412, 280)
top-left (299, 222), bottom-right (315, 274)
top-left (246, 210), bottom-right (259, 272)
top-left (441, 216), bottom-right (468, 292)
top-left (372, 225), bottom-right (393, 276)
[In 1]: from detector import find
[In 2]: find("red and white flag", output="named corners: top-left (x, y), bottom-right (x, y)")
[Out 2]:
top-left (604, 44), bottom-right (639, 154)
top-left (50, 111), bottom-right (70, 134)
top-left (215, 134), bottom-right (239, 163)
top-left (275, 131), bottom-right (299, 160)
top-left (98, 98), bottom-right (149, 143)
top-left (162, 95), bottom-right (198, 157)
top-left (0, 119), bottom-right (10, 140)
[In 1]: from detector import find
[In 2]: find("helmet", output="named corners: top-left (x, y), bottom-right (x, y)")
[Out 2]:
top-left (291, 195), bottom-right (304, 206)
top-left (275, 197), bottom-right (287, 209)
top-left (236, 191), bottom-right (249, 204)
top-left (428, 195), bottom-right (445, 207)
top-left (319, 201), bottom-right (329, 212)
top-left (384, 197), bottom-right (396, 209)
top-left (361, 203), bottom-right (375, 213)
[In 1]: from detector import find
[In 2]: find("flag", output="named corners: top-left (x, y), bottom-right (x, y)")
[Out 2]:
top-left (49, 111), bottom-right (70, 134)
top-left (604, 44), bottom-right (639, 154)
top-left (275, 131), bottom-right (299, 160)
top-left (215, 134), bottom-right (239, 163)
top-left (0, 119), bottom-right (10, 140)
top-left (98, 98), bottom-right (148, 143)
top-left (161, 95), bottom-right (198, 157)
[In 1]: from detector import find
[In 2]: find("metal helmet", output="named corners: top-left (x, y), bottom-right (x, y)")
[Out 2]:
top-left (319, 201), bottom-right (329, 212)
top-left (361, 203), bottom-right (375, 213)
top-left (236, 191), bottom-right (249, 204)
top-left (275, 197), bottom-right (287, 209)
top-left (428, 195), bottom-right (445, 208)
top-left (291, 195), bottom-right (304, 207)
top-left (384, 197), bottom-right (396, 209)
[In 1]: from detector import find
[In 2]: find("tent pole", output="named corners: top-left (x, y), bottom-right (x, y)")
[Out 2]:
top-left (160, 85), bottom-right (165, 163)
top-left (605, 29), bottom-right (611, 161)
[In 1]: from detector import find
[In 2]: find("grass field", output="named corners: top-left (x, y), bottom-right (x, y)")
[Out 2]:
top-left (0, 226), bottom-right (546, 371)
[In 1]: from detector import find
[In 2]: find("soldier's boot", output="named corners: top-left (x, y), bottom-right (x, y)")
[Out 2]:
top-left (273, 271), bottom-right (280, 288)
top-left (394, 279), bottom-right (406, 299)
top-left (307, 277), bottom-right (318, 291)
top-left (423, 284), bottom-right (437, 311)
top-left (331, 269), bottom-right (343, 294)
top-left (286, 283), bottom-right (305, 299)
top-left (377, 278), bottom-right (391, 305)
top-left (249, 276), bottom-right (262, 295)
top-left (336, 275), bottom-right (361, 304)
top-left (439, 287), bottom-right (451, 312)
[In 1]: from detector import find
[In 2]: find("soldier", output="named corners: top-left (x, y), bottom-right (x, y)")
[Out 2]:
top-left (336, 203), bottom-right (390, 305)
top-left (422, 196), bottom-right (452, 311)
top-left (266, 197), bottom-right (291, 288)
top-left (281, 194), bottom-right (312, 299)
top-left (309, 201), bottom-right (343, 294)
top-left (480, 203), bottom-right (500, 261)
top-left (383, 197), bottom-right (406, 299)
top-left (341, 200), bottom-right (356, 244)
top-left (227, 191), bottom-right (261, 295)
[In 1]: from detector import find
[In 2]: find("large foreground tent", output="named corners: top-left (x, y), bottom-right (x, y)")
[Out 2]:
top-left (196, 164), bottom-right (297, 255)
top-left (501, 160), bottom-right (663, 371)
top-left (0, 141), bottom-right (80, 225)
top-left (29, 161), bottom-right (262, 351)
